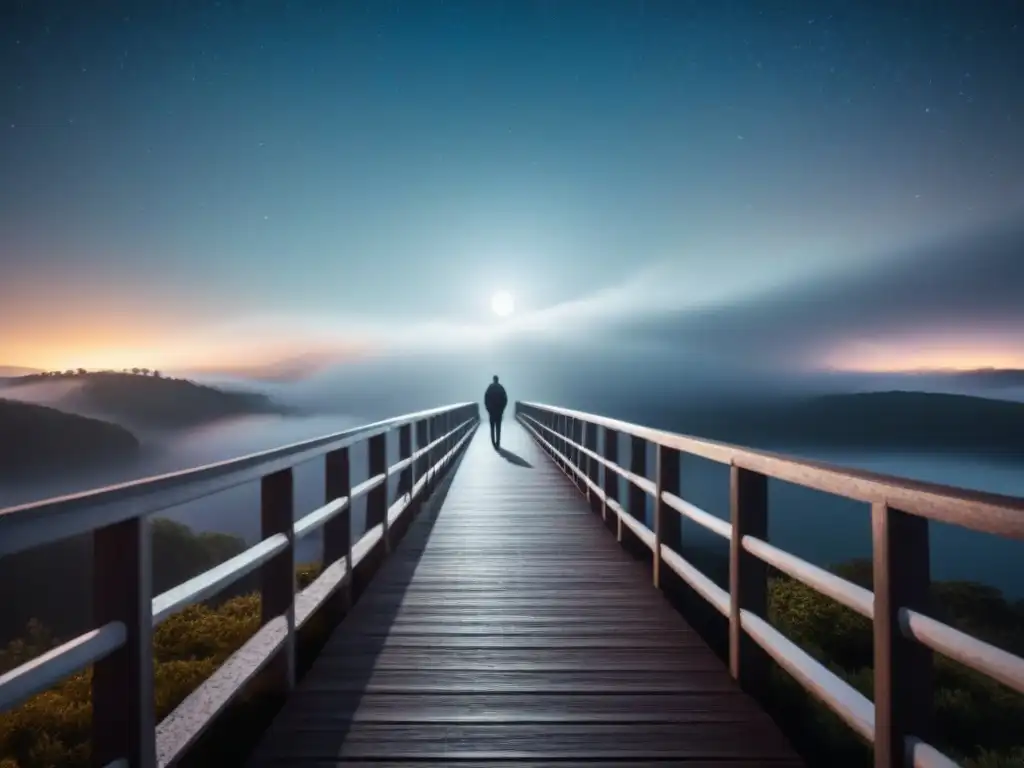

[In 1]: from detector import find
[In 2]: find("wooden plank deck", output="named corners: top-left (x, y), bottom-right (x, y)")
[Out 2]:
top-left (248, 420), bottom-right (803, 766)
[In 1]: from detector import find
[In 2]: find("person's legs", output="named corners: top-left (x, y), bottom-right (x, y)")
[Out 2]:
top-left (488, 414), bottom-right (497, 445)
top-left (494, 412), bottom-right (502, 447)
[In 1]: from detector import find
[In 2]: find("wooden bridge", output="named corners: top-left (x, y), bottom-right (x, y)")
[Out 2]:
top-left (1, 401), bottom-right (1023, 768)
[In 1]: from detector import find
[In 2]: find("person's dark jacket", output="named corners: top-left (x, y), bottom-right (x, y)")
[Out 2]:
top-left (484, 382), bottom-right (508, 416)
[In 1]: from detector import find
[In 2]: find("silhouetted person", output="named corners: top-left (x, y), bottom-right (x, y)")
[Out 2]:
top-left (484, 375), bottom-right (508, 448)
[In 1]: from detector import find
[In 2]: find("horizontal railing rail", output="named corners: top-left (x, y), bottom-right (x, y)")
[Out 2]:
top-left (516, 400), bottom-right (1024, 768)
top-left (0, 402), bottom-right (476, 559)
top-left (0, 402), bottom-right (480, 768)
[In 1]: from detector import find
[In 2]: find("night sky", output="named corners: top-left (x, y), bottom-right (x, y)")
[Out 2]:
top-left (2, 1), bottom-right (1022, 373)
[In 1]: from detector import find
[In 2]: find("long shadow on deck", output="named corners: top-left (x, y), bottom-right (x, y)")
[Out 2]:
top-left (497, 446), bottom-right (532, 468)
top-left (246, 435), bottom-right (473, 765)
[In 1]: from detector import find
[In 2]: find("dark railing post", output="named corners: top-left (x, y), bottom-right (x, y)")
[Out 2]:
top-left (571, 418), bottom-right (584, 488)
top-left (432, 417), bottom-right (440, 483)
top-left (561, 415), bottom-right (569, 468)
top-left (426, 416), bottom-right (438, 492)
top-left (442, 411), bottom-right (451, 460)
top-left (654, 445), bottom-right (681, 589)
top-left (585, 421), bottom-right (600, 515)
top-left (627, 435), bottom-right (647, 553)
top-left (603, 428), bottom-right (619, 535)
top-left (92, 517), bottom-right (155, 768)
top-left (872, 502), bottom-right (932, 768)
top-left (260, 467), bottom-right (296, 694)
top-left (394, 422), bottom-right (413, 539)
top-left (367, 432), bottom-right (388, 547)
top-left (549, 411), bottom-right (559, 461)
top-left (415, 418), bottom-right (429, 497)
top-left (398, 423), bottom-right (413, 504)
top-left (564, 415), bottom-right (575, 482)
top-left (550, 413), bottom-right (560, 464)
top-left (729, 465), bottom-right (769, 694)
top-left (324, 447), bottom-right (352, 617)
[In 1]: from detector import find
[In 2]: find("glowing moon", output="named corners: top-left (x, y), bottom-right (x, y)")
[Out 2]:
top-left (490, 291), bottom-right (515, 317)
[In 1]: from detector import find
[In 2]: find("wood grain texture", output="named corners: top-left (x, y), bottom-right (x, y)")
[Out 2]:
top-left (248, 423), bottom-right (802, 766)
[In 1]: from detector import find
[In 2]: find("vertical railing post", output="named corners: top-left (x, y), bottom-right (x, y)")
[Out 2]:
top-left (585, 421), bottom-right (600, 515)
top-left (542, 411), bottom-right (552, 457)
top-left (425, 416), bottom-right (437, 492)
top-left (548, 411), bottom-right (558, 460)
top-left (563, 415), bottom-right (573, 480)
top-left (441, 411), bottom-right (451, 461)
top-left (729, 465), bottom-right (769, 693)
top-left (394, 422), bottom-right (413, 539)
top-left (92, 517), bottom-right (156, 768)
top-left (654, 445), bottom-right (681, 589)
top-left (603, 428), bottom-right (619, 535)
top-left (398, 423), bottom-right (413, 504)
top-left (571, 418), bottom-right (583, 488)
top-left (627, 435), bottom-right (647, 553)
top-left (261, 467), bottom-right (296, 694)
top-left (415, 418), bottom-right (429, 498)
top-left (432, 415), bottom-right (440, 487)
top-left (367, 432), bottom-right (388, 549)
top-left (555, 413), bottom-right (565, 469)
top-left (564, 415), bottom-right (575, 482)
top-left (872, 502), bottom-right (932, 768)
top-left (324, 446), bottom-right (352, 617)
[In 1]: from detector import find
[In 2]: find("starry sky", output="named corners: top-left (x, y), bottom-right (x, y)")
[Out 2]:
top-left (2, 0), bottom-right (1022, 374)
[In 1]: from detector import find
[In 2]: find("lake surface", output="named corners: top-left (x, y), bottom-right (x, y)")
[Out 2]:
top-left (626, 442), bottom-right (1024, 599)
top-left (2, 414), bottom-right (1022, 598)
top-left (0, 414), bottom-right (381, 564)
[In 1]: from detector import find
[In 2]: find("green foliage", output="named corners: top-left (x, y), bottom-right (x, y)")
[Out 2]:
top-left (964, 747), bottom-right (1024, 768)
top-left (150, 519), bottom-right (251, 596)
top-left (766, 560), bottom-right (1024, 766)
top-left (0, 562), bottom-right (324, 768)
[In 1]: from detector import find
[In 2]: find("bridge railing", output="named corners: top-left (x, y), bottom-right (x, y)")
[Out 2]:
top-left (0, 402), bottom-right (479, 768)
top-left (516, 400), bottom-right (1024, 768)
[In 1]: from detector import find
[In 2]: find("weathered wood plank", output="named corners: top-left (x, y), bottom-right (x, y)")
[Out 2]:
top-left (313, 647), bottom-right (724, 672)
top-left (254, 722), bottom-right (797, 759)
top-left (269, 692), bottom-right (765, 723)
top-left (247, 423), bottom-right (802, 766)
top-left (251, 762), bottom-right (802, 768)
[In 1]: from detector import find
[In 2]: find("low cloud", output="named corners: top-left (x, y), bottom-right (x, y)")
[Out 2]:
top-left (606, 217), bottom-right (1024, 371)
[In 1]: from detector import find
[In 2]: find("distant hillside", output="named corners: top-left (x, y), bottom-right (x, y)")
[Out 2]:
top-left (949, 368), bottom-right (1024, 388)
top-left (0, 366), bottom-right (43, 378)
top-left (659, 390), bottom-right (1024, 458)
top-left (0, 398), bottom-right (140, 478)
top-left (4, 371), bottom-right (290, 429)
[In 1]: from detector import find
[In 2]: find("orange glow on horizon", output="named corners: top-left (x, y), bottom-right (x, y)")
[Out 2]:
top-left (822, 335), bottom-right (1024, 373)
top-left (4, 321), bottom-right (370, 378)
top-left (7, 341), bottom-right (369, 377)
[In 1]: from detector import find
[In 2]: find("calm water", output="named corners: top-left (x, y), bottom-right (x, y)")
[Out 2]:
top-left (628, 443), bottom-right (1024, 599)
top-left (2, 415), bottom-right (1022, 598)
top-left (0, 414), bottom-right (386, 564)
